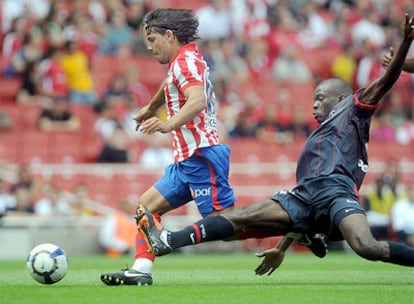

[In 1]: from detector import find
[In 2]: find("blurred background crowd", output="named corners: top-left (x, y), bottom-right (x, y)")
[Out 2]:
top-left (0, 0), bottom-right (413, 253)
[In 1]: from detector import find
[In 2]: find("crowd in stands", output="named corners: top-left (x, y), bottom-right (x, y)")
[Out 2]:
top-left (0, 0), bottom-right (413, 252)
top-left (1, 0), bottom-right (413, 150)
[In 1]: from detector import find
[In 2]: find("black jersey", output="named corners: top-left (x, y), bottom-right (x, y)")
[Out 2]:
top-left (296, 90), bottom-right (378, 190)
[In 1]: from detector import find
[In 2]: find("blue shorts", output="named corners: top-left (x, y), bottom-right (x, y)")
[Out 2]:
top-left (154, 144), bottom-right (236, 217)
top-left (271, 175), bottom-right (365, 240)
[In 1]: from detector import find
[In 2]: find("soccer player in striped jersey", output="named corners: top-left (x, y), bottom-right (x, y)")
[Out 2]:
top-left (100, 8), bottom-right (237, 286)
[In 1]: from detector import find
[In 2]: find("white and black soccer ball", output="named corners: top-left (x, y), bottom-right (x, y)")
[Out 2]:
top-left (26, 243), bottom-right (69, 284)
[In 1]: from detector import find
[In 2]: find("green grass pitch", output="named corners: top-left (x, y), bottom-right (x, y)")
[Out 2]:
top-left (1, 252), bottom-right (413, 304)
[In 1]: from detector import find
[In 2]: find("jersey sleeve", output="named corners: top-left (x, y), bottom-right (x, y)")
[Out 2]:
top-left (172, 56), bottom-right (205, 92)
top-left (353, 88), bottom-right (378, 111)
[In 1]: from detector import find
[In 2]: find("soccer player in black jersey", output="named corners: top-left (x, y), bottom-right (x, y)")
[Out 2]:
top-left (136, 14), bottom-right (414, 275)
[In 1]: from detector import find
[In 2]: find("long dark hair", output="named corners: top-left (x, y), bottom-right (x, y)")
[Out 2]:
top-left (143, 9), bottom-right (200, 44)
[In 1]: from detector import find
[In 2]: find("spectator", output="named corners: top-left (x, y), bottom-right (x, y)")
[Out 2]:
top-left (355, 42), bottom-right (382, 88)
top-left (125, 0), bottom-right (149, 31)
top-left (37, 97), bottom-right (80, 132)
top-left (254, 104), bottom-right (279, 143)
top-left (70, 183), bottom-right (95, 216)
top-left (63, 14), bottom-right (98, 61)
top-left (351, 9), bottom-right (385, 48)
top-left (235, 0), bottom-right (269, 42)
top-left (244, 38), bottom-right (271, 80)
top-left (266, 3), bottom-right (300, 64)
top-left (94, 103), bottom-right (131, 163)
top-left (196, 0), bottom-right (233, 40)
top-left (211, 38), bottom-right (250, 85)
top-left (0, 178), bottom-right (17, 218)
top-left (139, 133), bottom-right (174, 169)
top-left (384, 92), bottom-right (409, 128)
top-left (99, 197), bottom-right (137, 257)
top-left (363, 160), bottom-right (405, 240)
top-left (16, 59), bottom-right (48, 105)
top-left (38, 47), bottom-right (69, 99)
top-left (391, 182), bottom-right (414, 247)
top-left (0, 111), bottom-right (13, 131)
top-left (330, 43), bottom-right (357, 87)
top-left (395, 121), bottom-right (414, 146)
top-left (297, 1), bottom-right (329, 49)
top-left (2, 16), bottom-right (27, 59)
top-left (10, 165), bottom-right (42, 214)
top-left (60, 40), bottom-right (97, 104)
top-left (35, 0), bottom-right (67, 49)
top-left (370, 111), bottom-right (395, 143)
top-left (124, 66), bottom-right (151, 108)
top-left (34, 183), bottom-right (72, 216)
top-left (98, 11), bottom-right (132, 55)
top-left (4, 30), bottom-right (44, 77)
top-left (271, 45), bottom-right (313, 83)
top-left (1, 0), bottom-right (49, 34)
top-left (228, 110), bottom-right (256, 138)
top-left (96, 73), bottom-right (130, 113)
top-left (125, 0), bottom-right (150, 54)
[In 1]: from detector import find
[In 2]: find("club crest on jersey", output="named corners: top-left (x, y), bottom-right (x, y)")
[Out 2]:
top-left (357, 159), bottom-right (369, 172)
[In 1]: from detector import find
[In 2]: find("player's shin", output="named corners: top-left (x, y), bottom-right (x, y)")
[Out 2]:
top-left (132, 213), bottom-right (161, 272)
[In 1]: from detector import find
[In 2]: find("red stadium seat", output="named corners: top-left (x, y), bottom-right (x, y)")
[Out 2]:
top-left (0, 77), bottom-right (21, 102)
top-left (49, 132), bottom-right (84, 163)
top-left (20, 131), bottom-right (53, 163)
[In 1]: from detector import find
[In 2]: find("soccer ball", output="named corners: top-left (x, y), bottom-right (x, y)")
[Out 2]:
top-left (26, 243), bottom-right (69, 284)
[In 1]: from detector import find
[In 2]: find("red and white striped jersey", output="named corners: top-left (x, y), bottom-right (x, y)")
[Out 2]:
top-left (165, 43), bottom-right (219, 162)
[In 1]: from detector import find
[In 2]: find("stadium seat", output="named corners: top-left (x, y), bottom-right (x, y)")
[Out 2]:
top-left (20, 131), bottom-right (53, 163)
top-left (0, 131), bottom-right (20, 162)
top-left (0, 77), bottom-right (21, 102)
top-left (49, 132), bottom-right (84, 163)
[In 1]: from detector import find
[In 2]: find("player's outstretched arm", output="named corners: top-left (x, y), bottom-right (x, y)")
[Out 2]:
top-left (254, 236), bottom-right (295, 276)
top-left (361, 14), bottom-right (414, 106)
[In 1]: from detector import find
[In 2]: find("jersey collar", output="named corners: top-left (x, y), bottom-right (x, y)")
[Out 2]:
top-left (168, 43), bottom-right (198, 68)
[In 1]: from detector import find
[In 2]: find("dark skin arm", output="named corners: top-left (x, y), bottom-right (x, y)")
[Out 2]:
top-left (255, 235), bottom-right (295, 276)
top-left (255, 15), bottom-right (414, 276)
top-left (361, 14), bottom-right (414, 106)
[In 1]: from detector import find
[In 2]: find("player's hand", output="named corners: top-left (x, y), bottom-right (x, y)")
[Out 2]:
top-left (381, 47), bottom-right (394, 70)
top-left (403, 14), bottom-right (414, 40)
top-left (138, 117), bottom-right (172, 134)
top-left (133, 105), bottom-right (154, 131)
top-left (254, 248), bottom-right (285, 276)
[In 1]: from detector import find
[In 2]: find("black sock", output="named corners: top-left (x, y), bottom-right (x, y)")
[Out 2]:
top-left (169, 215), bottom-right (234, 249)
top-left (387, 241), bottom-right (414, 266)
